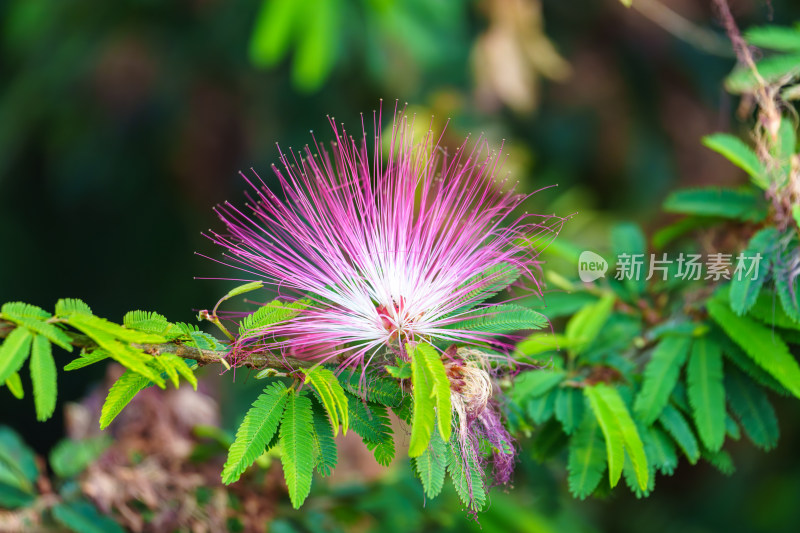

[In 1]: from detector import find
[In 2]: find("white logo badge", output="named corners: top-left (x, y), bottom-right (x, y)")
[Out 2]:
top-left (578, 251), bottom-right (608, 282)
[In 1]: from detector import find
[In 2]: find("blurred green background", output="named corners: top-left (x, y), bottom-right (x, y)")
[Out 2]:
top-left (2, 0), bottom-right (800, 531)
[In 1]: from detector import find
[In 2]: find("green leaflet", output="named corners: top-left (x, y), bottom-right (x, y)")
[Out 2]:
top-left (123, 310), bottom-right (173, 336)
top-left (564, 293), bottom-right (615, 355)
top-left (303, 366), bottom-right (349, 435)
top-left (52, 500), bottom-right (124, 533)
top-left (0, 327), bottom-right (33, 384)
top-left (222, 382), bottom-right (290, 484)
top-left (748, 291), bottom-right (800, 330)
top-left (99, 370), bottom-right (152, 430)
top-left (623, 450), bottom-right (655, 498)
top-left (686, 337), bottom-right (726, 452)
top-left (567, 413), bottom-right (607, 499)
top-left (280, 391), bottom-right (316, 509)
top-left (584, 384), bottom-right (649, 491)
top-left (49, 436), bottom-right (111, 479)
top-left (707, 297), bottom-right (800, 398)
top-left (726, 368), bottom-right (779, 450)
top-left (702, 448), bottom-right (736, 476)
top-left (1, 303), bottom-right (72, 351)
top-left (337, 370), bottom-right (403, 406)
top-left (511, 369), bottom-right (565, 405)
top-left (658, 404), bottom-right (700, 464)
top-left (527, 390), bottom-right (556, 425)
top-left (347, 395), bottom-right (395, 466)
top-left (449, 262), bottom-right (520, 315)
top-left (645, 426), bottom-right (678, 476)
top-left (729, 228), bottom-right (779, 315)
top-left (30, 334), bottom-right (57, 421)
top-left (634, 336), bottom-right (692, 424)
top-left (66, 313), bottom-right (166, 387)
top-left (249, 0), bottom-right (299, 66)
top-left (447, 438), bottom-right (486, 512)
top-left (309, 398), bottom-right (337, 476)
top-left (54, 298), bottom-right (92, 317)
top-left (725, 53), bottom-right (800, 94)
top-left (555, 386), bottom-right (585, 435)
top-left (157, 353), bottom-right (198, 390)
top-left (776, 270), bottom-right (800, 322)
top-left (64, 349), bottom-right (110, 371)
top-left (701, 134), bottom-right (767, 188)
top-left (238, 299), bottom-right (309, 336)
top-left (445, 304), bottom-right (547, 334)
top-left (414, 430), bottom-right (448, 499)
top-left (4, 372), bottom-right (23, 399)
top-left (408, 342), bottom-right (451, 457)
top-left (745, 25), bottom-right (800, 51)
top-left (663, 187), bottom-right (765, 221)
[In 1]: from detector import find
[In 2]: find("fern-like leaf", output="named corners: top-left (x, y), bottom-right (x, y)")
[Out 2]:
top-left (658, 404), bottom-right (699, 464)
top-left (238, 299), bottom-right (309, 336)
top-left (634, 335), bottom-right (692, 424)
top-left (279, 390), bottom-right (315, 509)
top-left (446, 304), bottom-right (547, 334)
top-left (309, 397), bottom-right (337, 476)
top-left (686, 336), bottom-right (726, 452)
top-left (64, 349), bottom-right (110, 371)
top-left (54, 298), bottom-right (92, 317)
top-left (644, 426), bottom-right (678, 476)
top-left (30, 335), bottom-right (57, 422)
top-left (725, 368), bottom-right (779, 450)
top-left (567, 412), bottom-right (607, 499)
top-left (348, 395), bottom-right (395, 466)
top-left (415, 430), bottom-right (448, 499)
top-left (222, 381), bottom-right (289, 484)
top-left (708, 297), bottom-right (800, 398)
top-left (337, 370), bottom-right (403, 407)
top-left (447, 439), bottom-right (486, 512)
top-left (0, 327), bottom-right (33, 384)
top-left (303, 366), bottom-right (349, 435)
top-left (449, 263), bottom-right (520, 315)
top-left (123, 310), bottom-right (171, 336)
top-left (99, 370), bottom-right (152, 430)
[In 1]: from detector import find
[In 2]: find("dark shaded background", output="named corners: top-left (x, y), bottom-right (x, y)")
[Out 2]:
top-left (2, 1), bottom-right (800, 531)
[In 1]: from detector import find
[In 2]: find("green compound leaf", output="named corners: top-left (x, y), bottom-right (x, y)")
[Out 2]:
top-left (279, 390), bottom-right (316, 509)
top-left (634, 336), bottom-right (692, 424)
top-left (658, 404), bottom-right (700, 464)
top-left (725, 53), bottom-right (800, 94)
top-left (303, 365), bottom-right (349, 435)
top-left (54, 299), bottom-right (92, 317)
top-left (567, 412), bottom-right (607, 499)
top-left (337, 370), bottom-right (403, 407)
top-left (446, 304), bottom-right (547, 334)
top-left (99, 370), bottom-right (152, 430)
top-left (30, 334), bottom-right (57, 421)
top-left (4, 371), bottom-right (24, 399)
top-left (222, 381), bottom-right (290, 484)
top-left (565, 292), bottom-right (616, 355)
top-left (450, 262), bottom-right (521, 315)
top-left (729, 228), bottom-right (780, 315)
top-left (415, 430), bottom-right (448, 499)
top-left (663, 187), bottom-right (765, 221)
top-left (686, 337), bottom-right (726, 452)
top-left (447, 438), bottom-right (486, 513)
top-left (585, 383), bottom-right (649, 491)
top-left (555, 386), bottom-right (585, 435)
top-left (157, 353), bottom-right (198, 390)
top-left (239, 299), bottom-right (309, 337)
top-left (726, 368), bottom-right (779, 450)
top-left (701, 134), bottom-right (767, 188)
top-left (0, 327), bottom-right (33, 384)
top-left (408, 343), bottom-right (451, 456)
top-left (63, 349), bottom-right (110, 371)
top-left (511, 369), bottom-right (565, 405)
top-left (745, 25), bottom-right (800, 51)
top-left (123, 310), bottom-right (171, 336)
top-left (708, 297), bottom-right (800, 399)
top-left (1, 303), bottom-right (72, 351)
top-left (347, 395), bottom-right (395, 466)
top-left (645, 425), bottom-right (678, 476)
top-left (309, 397), bottom-right (337, 477)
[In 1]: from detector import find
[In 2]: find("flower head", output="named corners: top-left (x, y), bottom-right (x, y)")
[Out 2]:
top-left (210, 107), bottom-right (563, 367)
